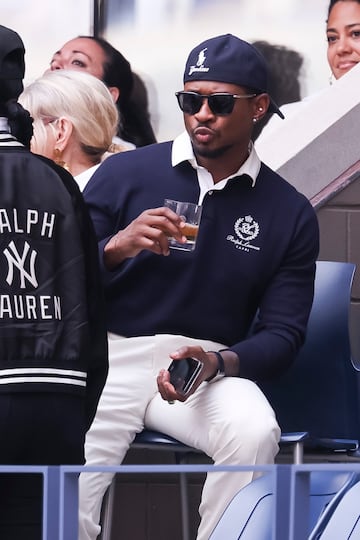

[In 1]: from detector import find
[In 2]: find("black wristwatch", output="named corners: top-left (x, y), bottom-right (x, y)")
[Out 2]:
top-left (207, 351), bottom-right (226, 382)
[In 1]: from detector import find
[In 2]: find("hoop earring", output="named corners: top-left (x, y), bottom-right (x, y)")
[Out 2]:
top-left (53, 147), bottom-right (70, 172)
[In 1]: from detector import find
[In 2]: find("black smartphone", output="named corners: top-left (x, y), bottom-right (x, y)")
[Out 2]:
top-left (168, 357), bottom-right (203, 396)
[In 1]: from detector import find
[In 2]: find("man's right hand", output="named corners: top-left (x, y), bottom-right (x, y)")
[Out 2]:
top-left (103, 206), bottom-right (187, 269)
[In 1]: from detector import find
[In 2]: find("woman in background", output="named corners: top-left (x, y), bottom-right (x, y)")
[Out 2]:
top-left (49, 36), bottom-right (157, 148)
top-left (326, 0), bottom-right (360, 79)
top-left (256, 0), bottom-right (360, 143)
top-left (19, 69), bottom-right (119, 191)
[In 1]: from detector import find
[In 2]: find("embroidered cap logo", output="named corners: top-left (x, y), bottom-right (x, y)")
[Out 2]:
top-left (189, 48), bottom-right (209, 76)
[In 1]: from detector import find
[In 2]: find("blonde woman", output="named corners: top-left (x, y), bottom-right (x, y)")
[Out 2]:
top-left (19, 69), bottom-right (120, 190)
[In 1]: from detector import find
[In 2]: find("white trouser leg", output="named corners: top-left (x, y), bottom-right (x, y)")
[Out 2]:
top-left (78, 333), bottom-right (222, 540)
top-left (79, 334), bottom-right (161, 540)
top-left (145, 376), bottom-right (280, 540)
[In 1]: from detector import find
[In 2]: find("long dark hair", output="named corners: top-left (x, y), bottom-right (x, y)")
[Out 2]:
top-left (79, 36), bottom-right (156, 147)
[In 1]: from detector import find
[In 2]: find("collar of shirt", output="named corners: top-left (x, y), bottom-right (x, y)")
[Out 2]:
top-left (171, 131), bottom-right (261, 204)
top-left (75, 163), bottom-right (101, 192)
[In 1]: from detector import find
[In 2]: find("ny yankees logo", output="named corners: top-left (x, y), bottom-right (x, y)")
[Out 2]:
top-left (3, 240), bottom-right (38, 289)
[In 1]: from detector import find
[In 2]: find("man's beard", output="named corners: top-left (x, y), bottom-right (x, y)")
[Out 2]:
top-left (192, 143), bottom-right (232, 159)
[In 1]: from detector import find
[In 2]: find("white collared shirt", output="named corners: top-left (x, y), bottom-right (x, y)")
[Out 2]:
top-left (171, 131), bottom-right (261, 205)
top-left (75, 163), bottom-right (101, 192)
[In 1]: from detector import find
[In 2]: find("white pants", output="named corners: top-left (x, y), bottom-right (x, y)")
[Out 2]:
top-left (79, 333), bottom-right (280, 540)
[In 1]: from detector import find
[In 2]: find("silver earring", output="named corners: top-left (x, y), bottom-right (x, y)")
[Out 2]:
top-left (253, 118), bottom-right (258, 124)
top-left (259, 107), bottom-right (263, 112)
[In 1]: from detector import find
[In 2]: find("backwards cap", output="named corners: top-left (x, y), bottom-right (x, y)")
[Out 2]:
top-left (183, 34), bottom-right (284, 118)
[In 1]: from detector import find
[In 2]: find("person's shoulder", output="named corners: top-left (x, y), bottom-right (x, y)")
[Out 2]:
top-left (259, 162), bottom-right (314, 205)
top-left (258, 161), bottom-right (291, 185)
top-left (30, 153), bottom-right (87, 205)
top-left (259, 161), bottom-right (296, 188)
top-left (128, 140), bottom-right (172, 154)
top-left (35, 153), bottom-right (80, 184)
top-left (103, 140), bottom-right (172, 166)
top-left (4, 148), bottom-right (75, 187)
top-left (85, 141), bottom-right (173, 195)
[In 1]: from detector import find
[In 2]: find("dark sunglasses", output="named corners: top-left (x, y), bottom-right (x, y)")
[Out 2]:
top-left (175, 91), bottom-right (257, 116)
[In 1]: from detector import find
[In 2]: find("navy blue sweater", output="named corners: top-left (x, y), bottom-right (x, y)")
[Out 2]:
top-left (84, 141), bottom-right (319, 381)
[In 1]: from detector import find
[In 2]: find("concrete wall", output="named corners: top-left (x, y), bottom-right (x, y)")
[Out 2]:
top-left (255, 62), bottom-right (360, 196)
top-left (256, 62), bottom-right (360, 364)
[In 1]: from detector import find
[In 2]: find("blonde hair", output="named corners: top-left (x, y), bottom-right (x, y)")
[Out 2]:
top-left (19, 69), bottom-right (119, 162)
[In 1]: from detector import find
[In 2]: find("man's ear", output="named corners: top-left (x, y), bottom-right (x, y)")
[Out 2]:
top-left (108, 86), bottom-right (120, 103)
top-left (252, 94), bottom-right (271, 122)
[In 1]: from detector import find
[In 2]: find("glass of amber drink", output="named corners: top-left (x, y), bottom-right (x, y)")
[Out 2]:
top-left (164, 199), bottom-right (202, 251)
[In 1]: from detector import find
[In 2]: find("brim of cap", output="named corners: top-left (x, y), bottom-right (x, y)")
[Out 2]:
top-left (269, 98), bottom-right (284, 119)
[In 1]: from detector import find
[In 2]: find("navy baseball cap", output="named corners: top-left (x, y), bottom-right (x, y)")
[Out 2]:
top-left (183, 34), bottom-right (284, 118)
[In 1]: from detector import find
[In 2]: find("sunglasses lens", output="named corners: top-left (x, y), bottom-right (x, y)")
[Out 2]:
top-left (176, 93), bottom-right (236, 115)
top-left (177, 93), bottom-right (202, 114)
top-left (208, 95), bottom-right (235, 115)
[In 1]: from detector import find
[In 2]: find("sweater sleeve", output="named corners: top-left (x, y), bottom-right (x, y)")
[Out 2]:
top-left (229, 200), bottom-right (319, 381)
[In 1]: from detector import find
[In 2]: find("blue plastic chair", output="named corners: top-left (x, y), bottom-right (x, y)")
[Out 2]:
top-left (310, 477), bottom-right (360, 539)
top-left (209, 471), bottom-right (357, 540)
top-left (259, 260), bottom-right (360, 456)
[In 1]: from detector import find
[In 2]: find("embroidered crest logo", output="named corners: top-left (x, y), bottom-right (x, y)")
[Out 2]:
top-left (3, 240), bottom-right (38, 288)
top-left (227, 215), bottom-right (260, 252)
top-left (188, 48), bottom-right (209, 76)
top-left (234, 215), bottom-right (259, 241)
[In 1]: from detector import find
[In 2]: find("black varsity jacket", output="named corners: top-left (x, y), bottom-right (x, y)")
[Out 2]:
top-left (0, 133), bottom-right (108, 430)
